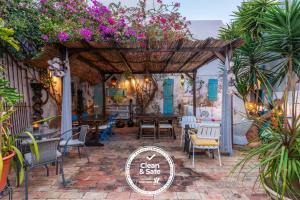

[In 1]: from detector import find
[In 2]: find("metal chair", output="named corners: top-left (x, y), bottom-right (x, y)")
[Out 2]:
top-left (59, 125), bottom-right (90, 162)
top-left (189, 123), bottom-right (222, 167)
top-left (158, 120), bottom-right (173, 139)
top-left (24, 138), bottom-right (65, 200)
top-left (139, 119), bottom-right (156, 140)
top-left (180, 116), bottom-right (197, 146)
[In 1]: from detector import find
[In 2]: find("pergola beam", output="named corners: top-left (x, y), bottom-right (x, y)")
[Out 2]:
top-left (104, 74), bottom-right (113, 82)
top-left (214, 51), bottom-right (226, 63)
top-left (69, 47), bottom-right (224, 54)
top-left (176, 52), bottom-right (200, 72)
top-left (81, 41), bottom-right (119, 72)
top-left (77, 56), bottom-right (105, 74)
top-left (177, 38), bottom-right (212, 72)
top-left (163, 39), bottom-right (184, 72)
top-left (184, 72), bottom-right (193, 80)
top-left (118, 52), bottom-right (133, 72)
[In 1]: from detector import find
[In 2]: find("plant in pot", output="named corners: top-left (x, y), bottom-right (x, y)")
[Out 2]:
top-left (231, 1), bottom-right (300, 199)
top-left (0, 68), bottom-right (40, 191)
top-left (0, 18), bottom-right (39, 191)
top-left (116, 119), bottom-right (125, 128)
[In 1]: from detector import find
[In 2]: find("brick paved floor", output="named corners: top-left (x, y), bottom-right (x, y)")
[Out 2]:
top-left (4, 127), bottom-right (269, 200)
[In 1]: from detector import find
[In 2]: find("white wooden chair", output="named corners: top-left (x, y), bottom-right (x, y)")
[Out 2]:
top-left (139, 119), bottom-right (156, 140)
top-left (189, 123), bottom-right (222, 167)
top-left (158, 120), bottom-right (173, 138)
top-left (180, 116), bottom-right (197, 146)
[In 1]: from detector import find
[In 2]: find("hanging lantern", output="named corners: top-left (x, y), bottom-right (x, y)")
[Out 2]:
top-left (144, 75), bottom-right (150, 83)
top-left (111, 76), bottom-right (117, 87)
top-left (180, 74), bottom-right (185, 86)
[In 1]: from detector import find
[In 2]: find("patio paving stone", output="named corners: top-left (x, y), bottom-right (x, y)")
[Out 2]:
top-left (3, 127), bottom-right (268, 200)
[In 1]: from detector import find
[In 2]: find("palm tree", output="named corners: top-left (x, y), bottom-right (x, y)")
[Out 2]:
top-left (262, 0), bottom-right (300, 118)
top-left (233, 0), bottom-right (278, 40)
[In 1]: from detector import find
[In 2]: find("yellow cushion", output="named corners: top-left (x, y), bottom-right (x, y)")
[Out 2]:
top-left (190, 134), bottom-right (219, 146)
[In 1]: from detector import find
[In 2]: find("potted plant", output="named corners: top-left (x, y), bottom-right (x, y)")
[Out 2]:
top-left (226, 0), bottom-right (300, 198)
top-left (0, 18), bottom-right (39, 191)
top-left (0, 68), bottom-right (40, 191)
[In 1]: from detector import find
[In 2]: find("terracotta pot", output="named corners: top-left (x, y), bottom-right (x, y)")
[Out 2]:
top-left (0, 151), bottom-right (15, 192)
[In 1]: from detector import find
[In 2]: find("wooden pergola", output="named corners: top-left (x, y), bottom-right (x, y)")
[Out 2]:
top-left (28, 38), bottom-right (243, 154)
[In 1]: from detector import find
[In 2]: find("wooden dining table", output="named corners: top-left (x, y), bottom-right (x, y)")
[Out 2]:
top-left (135, 113), bottom-right (180, 139)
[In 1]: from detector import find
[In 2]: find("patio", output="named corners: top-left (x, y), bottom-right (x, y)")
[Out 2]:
top-left (8, 127), bottom-right (268, 200)
top-left (2, 1), bottom-right (300, 200)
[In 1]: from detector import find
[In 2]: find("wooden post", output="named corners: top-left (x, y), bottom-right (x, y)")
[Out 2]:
top-left (101, 73), bottom-right (106, 116)
top-left (193, 70), bottom-right (197, 116)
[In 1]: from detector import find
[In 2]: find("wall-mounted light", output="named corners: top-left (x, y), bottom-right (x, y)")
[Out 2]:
top-left (111, 76), bottom-right (117, 87)
top-left (180, 74), bottom-right (185, 86)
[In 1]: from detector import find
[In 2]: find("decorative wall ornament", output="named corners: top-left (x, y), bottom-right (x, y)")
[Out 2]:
top-left (30, 82), bottom-right (47, 121)
top-left (47, 57), bottom-right (66, 77)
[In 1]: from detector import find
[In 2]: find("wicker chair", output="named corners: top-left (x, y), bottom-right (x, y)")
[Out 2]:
top-left (59, 125), bottom-right (90, 162)
top-left (24, 138), bottom-right (65, 200)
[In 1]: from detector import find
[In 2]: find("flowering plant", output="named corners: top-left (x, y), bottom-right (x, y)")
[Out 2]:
top-left (39, 0), bottom-right (190, 43)
top-left (39, 0), bottom-right (137, 43)
top-left (110, 0), bottom-right (191, 41)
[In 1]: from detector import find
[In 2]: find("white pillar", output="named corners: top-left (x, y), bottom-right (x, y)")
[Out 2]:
top-left (61, 48), bottom-right (72, 140)
top-left (221, 48), bottom-right (233, 155)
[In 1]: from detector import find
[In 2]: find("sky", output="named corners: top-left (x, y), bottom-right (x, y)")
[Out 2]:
top-left (105, 0), bottom-right (244, 24)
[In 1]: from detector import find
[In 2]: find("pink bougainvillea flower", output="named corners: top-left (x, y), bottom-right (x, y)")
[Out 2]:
top-left (175, 23), bottom-right (181, 30)
top-left (41, 34), bottom-right (49, 41)
top-left (101, 6), bottom-right (110, 13)
top-left (157, 0), bottom-right (162, 3)
top-left (40, 0), bottom-right (48, 4)
top-left (137, 33), bottom-right (146, 39)
top-left (79, 28), bottom-right (93, 40)
top-left (125, 29), bottom-right (137, 37)
top-left (160, 17), bottom-right (167, 24)
top-left (118, 18), bottom-right (126, 27)
top-left (98, 25), bottom-right (107, 31)
top-left (174, 2), bottom-right (180, 7)
top-left (108, 18), bottom-right (115, 25)
top-left (57, 32), bottom-right (69, 42)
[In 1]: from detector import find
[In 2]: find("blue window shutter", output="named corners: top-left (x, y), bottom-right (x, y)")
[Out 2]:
top-left (208, 79), bottom-right (218, 101)
top-left (163, 79), bottom-right (174, 114)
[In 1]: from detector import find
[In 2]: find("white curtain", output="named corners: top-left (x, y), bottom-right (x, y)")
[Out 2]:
top-left (61, 49), bottom-right (72, 140)
top-left (221, 50), bottom-right (233, 155)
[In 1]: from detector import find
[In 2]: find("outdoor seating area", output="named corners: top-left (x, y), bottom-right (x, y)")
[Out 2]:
top-left (0, 0), bottom-right (300, 199)
top-left (7, 127), bottom-right (268, 200)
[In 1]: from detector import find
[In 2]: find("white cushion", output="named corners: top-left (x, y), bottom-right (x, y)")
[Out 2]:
top-left (59, 139), bottom-right (84, 146)
top-left (98, 124), bottom-right (108, 130)
top-left (159, 124), bottom-right (172, 129)
top-left (141, 124), bottom-right (155, 128)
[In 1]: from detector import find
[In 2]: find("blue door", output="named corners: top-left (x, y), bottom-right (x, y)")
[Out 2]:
top-left (94, 83), bottom-right (103, 115)
top-left (208, 79), bottom-right (218, 102)
top-left (163, 79), bottom-right (174, 114)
